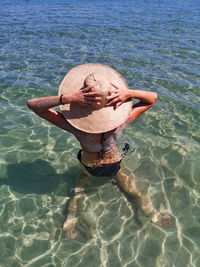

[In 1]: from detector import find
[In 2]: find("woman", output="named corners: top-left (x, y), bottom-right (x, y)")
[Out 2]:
top-left (27, 64), bottom-right (171, 238)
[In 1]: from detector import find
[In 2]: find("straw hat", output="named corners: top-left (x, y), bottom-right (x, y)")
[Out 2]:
top-left (58, 63), bottom-right (132, 134)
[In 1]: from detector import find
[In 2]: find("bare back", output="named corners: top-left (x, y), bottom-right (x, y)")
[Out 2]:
top-left (70, 121), bottom-right (128, 153)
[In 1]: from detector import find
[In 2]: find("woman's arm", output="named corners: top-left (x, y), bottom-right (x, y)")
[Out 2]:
top-left (26, 86), bottom-right (101, 113)
top-left (106, 84), bottom-right (158, 123)
top-left (26, 86), bottom-right (101, 132)
top-left (124, 89), bottom-right (157, 123)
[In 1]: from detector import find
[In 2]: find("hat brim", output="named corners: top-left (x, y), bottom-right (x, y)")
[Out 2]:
top-left (58, 63), bottom-right (132, 134)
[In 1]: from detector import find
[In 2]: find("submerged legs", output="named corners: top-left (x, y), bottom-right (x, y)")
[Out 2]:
top-left (63, 166), bottom-right (171, 239)
top-left (63, 168), bottom-right (91, 239)
top-left (114, 170), bottom-right (172, 227)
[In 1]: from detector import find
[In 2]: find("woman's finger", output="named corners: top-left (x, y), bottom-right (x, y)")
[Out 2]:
top-left (84, 91), bottom-right (101, 96)
top-left (110, 83), bottom-right (119, 89)
top-left (115, 101), bottom-right (123, 109)
top-left (108, 88), bottom-right (119, 95)
top-left (106, 93), bottom-right (119, 100)
top-left (82, 86), bottom-right (93, 92)
top-left (106, 97), bottom-right (119, 106)
top-left (85, 96), bottom-right (102, 102)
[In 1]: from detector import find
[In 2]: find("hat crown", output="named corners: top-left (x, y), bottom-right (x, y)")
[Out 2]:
top-left (84, 73), bottom-right (112, 108)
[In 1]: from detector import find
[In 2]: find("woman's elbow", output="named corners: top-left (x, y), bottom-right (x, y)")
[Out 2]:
top-left (151, 93), bottom-right (158, 104)
top-left (26, 99), bottom-right (36, 111)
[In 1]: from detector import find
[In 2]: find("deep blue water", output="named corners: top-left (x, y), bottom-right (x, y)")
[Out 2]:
top-left (0, 0), bottom-right (200, 266)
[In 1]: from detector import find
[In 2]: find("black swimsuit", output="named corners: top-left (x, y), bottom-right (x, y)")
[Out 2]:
top-left (77, 150), bottom-right (121, 177)
top-left (77, 133), bottom-right (122, 177)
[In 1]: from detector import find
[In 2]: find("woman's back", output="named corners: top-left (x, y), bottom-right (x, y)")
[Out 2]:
top-left (74, 122), bottom-right (126, 153)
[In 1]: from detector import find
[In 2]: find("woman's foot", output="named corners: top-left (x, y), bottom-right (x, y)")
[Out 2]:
top-left (137, 195), bottom-right (172, 227)
top-left (63, 218), bottom-right (78, 239)
top-left (151, 213), bottom-right (172, 227)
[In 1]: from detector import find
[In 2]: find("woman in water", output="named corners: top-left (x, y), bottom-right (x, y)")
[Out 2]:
top-left (27, 64), bottom-right (171, 238)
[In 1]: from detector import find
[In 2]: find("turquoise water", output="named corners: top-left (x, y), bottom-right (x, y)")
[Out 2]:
top-left (0, 0), bottom-right (200, 266)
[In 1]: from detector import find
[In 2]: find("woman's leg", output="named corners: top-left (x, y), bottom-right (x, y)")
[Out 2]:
top-left (114, 170), bottom-right (172, 227)
top-left (63, 167), bottom-right (91, 238)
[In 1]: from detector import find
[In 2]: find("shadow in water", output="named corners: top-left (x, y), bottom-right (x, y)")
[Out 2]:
top-left (0, 159), bottom-right (79, 195)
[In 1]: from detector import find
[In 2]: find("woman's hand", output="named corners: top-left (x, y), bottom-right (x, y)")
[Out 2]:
top-left (63, 86), bottom-right (102, 107)
top-left (106, 83), bottom-right (130, 109)
top-left (106, 83), bottom-right (158, 109)
top-left (27, 86), bottom-right (102, 113)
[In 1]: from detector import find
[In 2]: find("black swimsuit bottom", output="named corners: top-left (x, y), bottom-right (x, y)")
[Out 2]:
top-left (77, 150), bottom-right (121, 177)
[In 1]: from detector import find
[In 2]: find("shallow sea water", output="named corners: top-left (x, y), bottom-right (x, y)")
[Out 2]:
top-left (0, 0), bottom-right (200, 266)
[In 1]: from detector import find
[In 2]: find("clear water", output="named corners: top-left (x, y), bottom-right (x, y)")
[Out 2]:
top-left (0, 0), bottom-right (200, 266)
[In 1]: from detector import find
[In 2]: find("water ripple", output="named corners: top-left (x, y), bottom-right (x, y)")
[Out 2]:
top-left (0, 0), bottom-right (200, 266)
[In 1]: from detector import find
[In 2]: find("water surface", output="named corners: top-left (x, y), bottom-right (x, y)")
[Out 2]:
top-left (0, 0), bottom-right (200, 266)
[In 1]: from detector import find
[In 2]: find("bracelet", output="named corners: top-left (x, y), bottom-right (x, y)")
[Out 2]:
top-left (59, 94), bottom-right (64, 105)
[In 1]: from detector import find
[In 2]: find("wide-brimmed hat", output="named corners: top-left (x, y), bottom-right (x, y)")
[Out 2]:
top-left (58, 63), bottom-right (132, 134)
